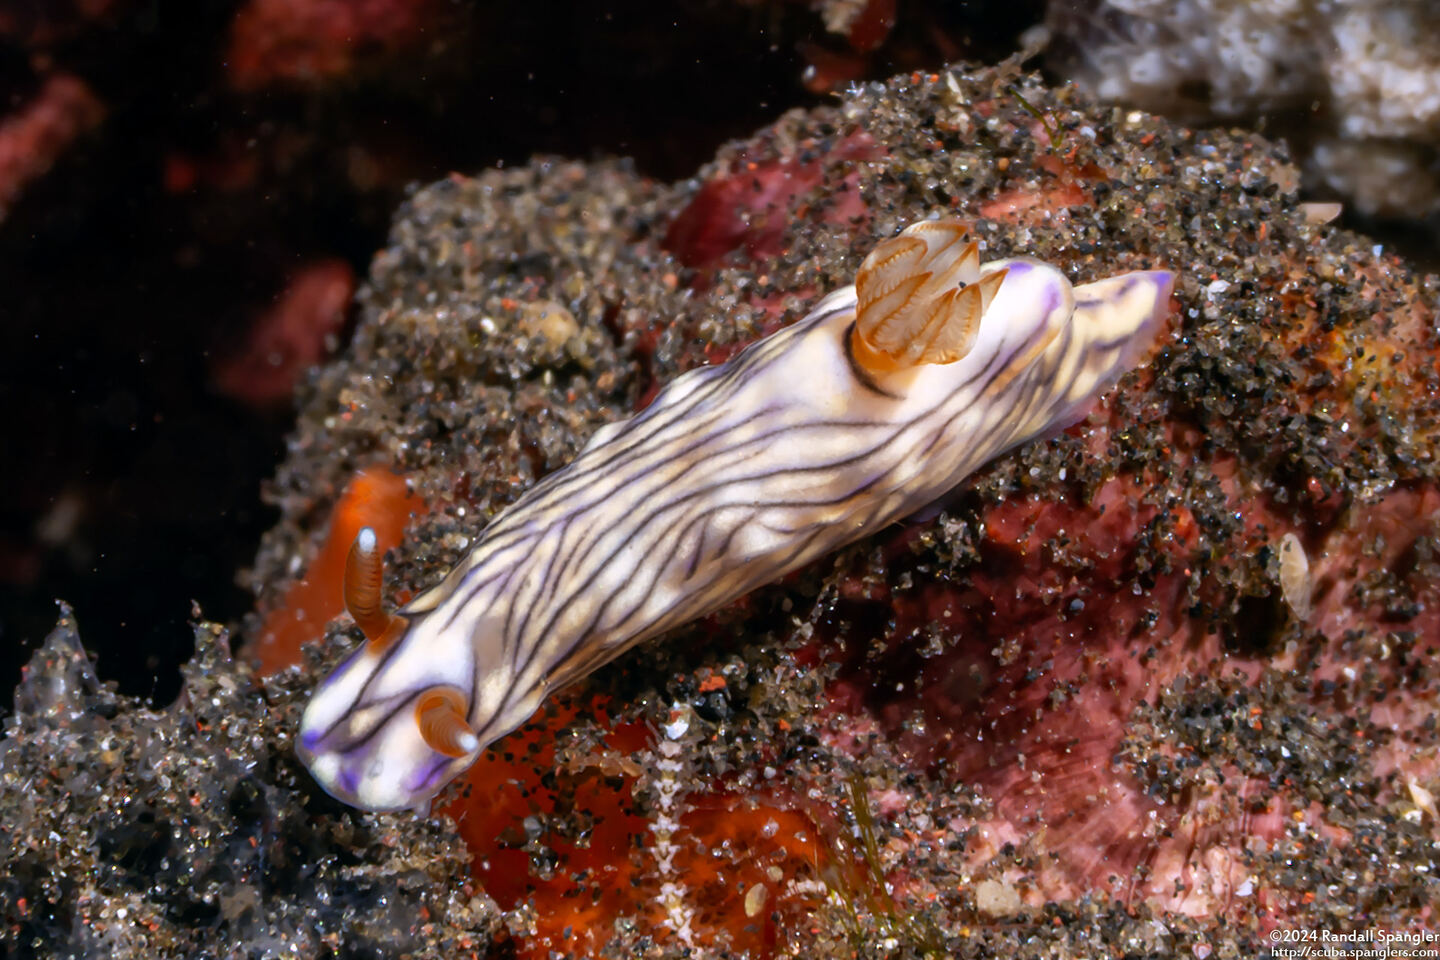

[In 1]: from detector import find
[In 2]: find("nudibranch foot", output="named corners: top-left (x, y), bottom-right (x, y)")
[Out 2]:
top-left (298, 216), bottom-right (1175, 812)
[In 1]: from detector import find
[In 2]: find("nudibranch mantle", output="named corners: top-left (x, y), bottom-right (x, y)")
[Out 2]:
top-left (298, 219), bottom-right (1174, 811)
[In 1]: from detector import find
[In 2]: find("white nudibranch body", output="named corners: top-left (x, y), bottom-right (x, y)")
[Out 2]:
top-left (297, 219), bottom-right (1175, 811)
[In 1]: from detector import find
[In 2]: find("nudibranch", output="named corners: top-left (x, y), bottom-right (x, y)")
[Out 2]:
top-left (297, 219), bottom-right (1174, 811)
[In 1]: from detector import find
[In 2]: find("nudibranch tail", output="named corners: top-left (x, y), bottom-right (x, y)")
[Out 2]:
top-left (852, 220), bottom-right (1006, 371)
top-left (345, 526), bottom-right (406, 651)
top-left (1026, 268), bottom-right (1175, 436)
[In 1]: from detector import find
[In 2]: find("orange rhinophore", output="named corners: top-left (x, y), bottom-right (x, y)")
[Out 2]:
top-left (254, 465), bottom-right (413, 676)
top-left (343, 526), bottom-right (408, 652)
top-left (414, 686), bottom-right (479, 758)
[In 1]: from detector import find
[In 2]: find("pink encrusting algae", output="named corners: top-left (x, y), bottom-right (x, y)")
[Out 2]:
top-left (0, 73), bottom-right (103, 218)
